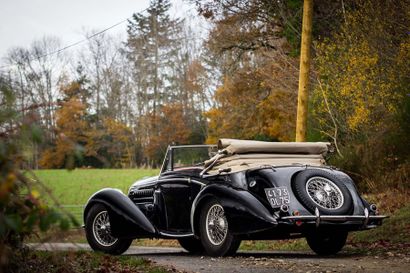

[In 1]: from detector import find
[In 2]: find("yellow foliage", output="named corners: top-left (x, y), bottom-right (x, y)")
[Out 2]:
top-left (39, 148), bottom-right (58, 169)
top-left (312, 0), bottom-right (408, 136)
top-left (0, 173), bottom-right (16, 200)
top-left (311, 0), bottom-right (409, 189)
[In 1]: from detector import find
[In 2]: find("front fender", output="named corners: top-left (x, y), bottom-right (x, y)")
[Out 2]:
top-left (191, 184), bottom-right (277, 236)
top-left (84, 188), bottom-right (156, 237)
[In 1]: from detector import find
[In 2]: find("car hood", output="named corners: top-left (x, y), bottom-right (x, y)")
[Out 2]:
top-left (129, 175), bottom-right (159, 191)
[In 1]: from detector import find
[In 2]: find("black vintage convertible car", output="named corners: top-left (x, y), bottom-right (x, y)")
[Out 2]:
top-left (84, 139), bottom-right (387, 256)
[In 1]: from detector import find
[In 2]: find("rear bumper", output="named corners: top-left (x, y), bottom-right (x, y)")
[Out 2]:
top-left (280, 208), bottom-right (388, 228)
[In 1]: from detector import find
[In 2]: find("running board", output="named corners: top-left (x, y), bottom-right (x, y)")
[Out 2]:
top-left (158, 231), bottom-right (194, 238)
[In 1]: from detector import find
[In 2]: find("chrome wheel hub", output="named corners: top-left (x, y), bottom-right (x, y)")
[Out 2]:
top-left (92, 210), bottom-right (118, 247)
top-left (306, 177), bottom-right (344, 210)
top-left (206, 204), bottom-right (228, 245)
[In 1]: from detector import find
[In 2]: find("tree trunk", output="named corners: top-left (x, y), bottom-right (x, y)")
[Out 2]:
top-left (295, 0), bottom-right (313, 142)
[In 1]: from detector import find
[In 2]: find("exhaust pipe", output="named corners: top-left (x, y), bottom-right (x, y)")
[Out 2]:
top-left (370, 204), bottom-right (378, 214)
top-left (280, 204), bottom-right (289, 216)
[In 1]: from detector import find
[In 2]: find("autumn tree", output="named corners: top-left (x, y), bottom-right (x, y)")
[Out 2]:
top-left (206, 57), bottom-right (298, 144)
top-left (125, 0), bottom-right (208, 164)
top-left (173, 59), bottom-right (212, 145)
top-left (85, 117), bottom-right (136, 168)
top-left (39, 78), bottom-right (89, 169)
top-left (144, 104), bottom-right (192, 166)
top-left (194, 0), bottom-right (302, 143)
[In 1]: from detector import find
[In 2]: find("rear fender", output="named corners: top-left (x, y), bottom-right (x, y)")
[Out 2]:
top-left (191, 184), bottom-right (277, 236)
top-left (84, 188), bottom-right (156, 238)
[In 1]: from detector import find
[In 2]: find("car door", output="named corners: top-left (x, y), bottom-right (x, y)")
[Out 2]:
top-left (158, 176), bottom-right (194, 232)
top-left (157, 145), bottom-right (214, 233)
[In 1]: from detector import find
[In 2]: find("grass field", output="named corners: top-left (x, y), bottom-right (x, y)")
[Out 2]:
top-left (33, 169), bottom-right (159, 205)
top-left (30, 169), bottom-right (159, 223)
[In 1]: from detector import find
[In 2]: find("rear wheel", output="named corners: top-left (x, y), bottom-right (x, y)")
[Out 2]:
top-left (199, 199), bottom-right (241, 257)
top-left (178, 237), bottom-right (204, 254)
top-left (306, 230), bottom-right (348, 255)
top-left (85, 203), bottom-right (132, 255)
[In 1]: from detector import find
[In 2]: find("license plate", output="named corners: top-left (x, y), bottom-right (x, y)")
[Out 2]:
top-left (265, 187), bottom-right (290, 208)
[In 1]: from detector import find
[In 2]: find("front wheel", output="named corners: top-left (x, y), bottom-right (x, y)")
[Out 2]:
top-left (85, 203), bottom-right (132, 255)
top-left (306, 230), bottom-right (348, 255)
top-left (199, 199), bottom-right (241, 257)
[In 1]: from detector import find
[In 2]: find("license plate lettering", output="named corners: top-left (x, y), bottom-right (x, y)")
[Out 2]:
top-left (265, 187), bottom-right (290, 208)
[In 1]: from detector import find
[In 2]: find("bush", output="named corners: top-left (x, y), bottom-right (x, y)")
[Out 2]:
top-left (0, 76), bottom-right (78, 271)
top-left (311, 0), bottom-right (410, 192)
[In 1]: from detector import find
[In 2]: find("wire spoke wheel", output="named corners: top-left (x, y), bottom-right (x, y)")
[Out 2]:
top-left (205, 204), bottom-right (228, 246)
top-left (92, 210), bottom-right (118, 247)
top-left (305, 177), bottom-right (344, 210)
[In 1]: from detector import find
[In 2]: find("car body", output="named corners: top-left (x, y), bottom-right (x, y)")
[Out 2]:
top-left (83, 139), bottom-right (387, 256)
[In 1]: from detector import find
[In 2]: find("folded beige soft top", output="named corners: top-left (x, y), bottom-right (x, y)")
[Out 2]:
top-left (204, 139), bottom-right (331, 175)
top-left (217, 138), bottom-right (330, 155)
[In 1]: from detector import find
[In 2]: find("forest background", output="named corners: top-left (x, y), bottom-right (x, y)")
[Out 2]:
top-left (1, 0), bottom-right (409, 193)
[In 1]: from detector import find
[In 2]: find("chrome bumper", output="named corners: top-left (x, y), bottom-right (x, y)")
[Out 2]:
top-left (280, 208), bottom-right (388, 228)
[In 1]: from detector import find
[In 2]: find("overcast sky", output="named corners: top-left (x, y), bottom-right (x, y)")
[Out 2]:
top-left (0, 0), bottom-right (193, 64)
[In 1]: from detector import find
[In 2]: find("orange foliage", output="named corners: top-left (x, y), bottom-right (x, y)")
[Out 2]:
top-left (39, 83), bottom-right (88, 169)
top-left (206, 59), bottom-right (297, 144)
top-left (144, 104), bottom-right (191, 164)
top-left (103, 118), bottom-right (135, 168)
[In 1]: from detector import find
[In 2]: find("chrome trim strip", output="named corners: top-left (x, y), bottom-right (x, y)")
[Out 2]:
top-left (190, 185), bottom-right (209, 235)
top-left (158, 231), bottom-right (194, 238)
top-left (169, 145), bottom-right (217, 149)
top-left (128, 181), bottom-right (158, 193)
top-left (158, 178), bottom-right (206, 186)
top-left (130, 177), bottom-right (206, 192)
top-left (160, 146), bottom-right (171, 174)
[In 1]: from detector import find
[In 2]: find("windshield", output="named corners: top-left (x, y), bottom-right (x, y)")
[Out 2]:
top-left (161, 145), bottom-right (217, 173)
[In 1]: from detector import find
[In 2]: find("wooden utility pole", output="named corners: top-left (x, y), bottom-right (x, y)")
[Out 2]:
top-left (295, 0), bottom-right (313, 142)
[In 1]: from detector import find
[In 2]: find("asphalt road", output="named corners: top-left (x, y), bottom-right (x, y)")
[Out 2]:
top-left (28, 243), bottom-right (410, 273)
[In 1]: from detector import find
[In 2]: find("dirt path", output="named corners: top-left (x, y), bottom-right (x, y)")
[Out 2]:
top-left (28, 243), bottom-right (410, 273)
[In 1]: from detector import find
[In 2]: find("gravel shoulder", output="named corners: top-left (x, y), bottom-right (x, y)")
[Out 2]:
top-left (28, 243), bottom-right (410, 273)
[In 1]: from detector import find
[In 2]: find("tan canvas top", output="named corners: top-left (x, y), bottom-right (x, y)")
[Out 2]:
top-left (204, 139), bottom-right (330, 175)
top-left (217, 138), bottom-right (330, 155)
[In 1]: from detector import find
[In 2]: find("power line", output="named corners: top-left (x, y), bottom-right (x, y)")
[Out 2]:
top-left (0, 7), bottom-right (149, 70)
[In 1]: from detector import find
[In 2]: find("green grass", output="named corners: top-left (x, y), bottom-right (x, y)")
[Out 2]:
top-left (31, 169), bottom-right (159, 205)
top-left (350, 203), bottom-right (410, 244)
top-left (28, 169), bottom-right (158, 224)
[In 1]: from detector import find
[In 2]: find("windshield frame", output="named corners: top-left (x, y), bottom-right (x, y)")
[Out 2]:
top-left (159, 145), bottom-right (217, 174)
